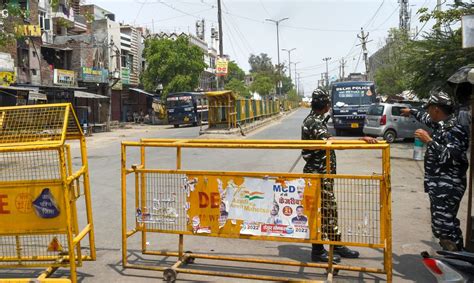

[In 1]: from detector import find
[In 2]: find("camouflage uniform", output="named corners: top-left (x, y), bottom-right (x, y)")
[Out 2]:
top-left (411, 90), bottom-right (469, 249)
top-left (302, 111), bottom-right (341, 242)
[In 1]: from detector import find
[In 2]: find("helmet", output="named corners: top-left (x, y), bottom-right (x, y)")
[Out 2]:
top-left (311, 88), bottom-right (330, 105)
top-left (423, 88), bottom-right (454, 109)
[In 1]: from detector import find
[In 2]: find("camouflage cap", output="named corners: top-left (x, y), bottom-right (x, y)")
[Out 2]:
top-left (311, 88), bottom-right (330, 105)
top-left (423, 88), bottom-right (454, 108)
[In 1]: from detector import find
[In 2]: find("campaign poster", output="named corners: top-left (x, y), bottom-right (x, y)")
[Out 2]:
top-left (239, 178), bottom-right (310, 239)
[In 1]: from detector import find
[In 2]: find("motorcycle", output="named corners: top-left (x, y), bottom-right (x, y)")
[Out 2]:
top-left (421, 250), bottom-right (474, 282)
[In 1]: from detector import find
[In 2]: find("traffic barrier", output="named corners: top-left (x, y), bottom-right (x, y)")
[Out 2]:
top-left (0, 104), bottom-right (96, 283)
top-left (121, 139), bottom-right (392, 282)
top-left (206, 90), bottom-right (299, 129)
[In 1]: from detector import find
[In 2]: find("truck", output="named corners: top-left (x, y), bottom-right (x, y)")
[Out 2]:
top-left (330, 81), bottom-right (377, 135)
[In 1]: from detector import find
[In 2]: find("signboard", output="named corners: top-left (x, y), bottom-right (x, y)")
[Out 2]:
top-left (462, 14), bottom-right (474, 49)
top-left (81, 67), bottom-right (108, 83)
top-left (0, 184), bottom-right (67, 235)
top-left (216, 58), bottom-right (228, 77)
top-left (53, 69), bottom-right (75, 87)
top-left (0, 71), bottom-right (15, 86)
top-left (15, 25), bottom-right (42, 37)
top-left (121, 67), bottom-right (130, 85)
top-left (186, 175), bottom-right (317, 239)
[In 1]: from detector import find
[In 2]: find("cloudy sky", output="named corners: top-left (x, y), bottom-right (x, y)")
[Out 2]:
top-left (86, 0), bottom-right (440, 95)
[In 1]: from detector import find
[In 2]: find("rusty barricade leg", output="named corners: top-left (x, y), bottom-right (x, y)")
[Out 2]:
top-left (121, 139), bottom-right (392, 282)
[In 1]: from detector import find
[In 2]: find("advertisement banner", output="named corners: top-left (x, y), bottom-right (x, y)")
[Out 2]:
top-left (121, 67), bottom-right (130, 85)
top-left (15, 25), bottom-right (42, 37)
top-left (186, 175), bottom-right (316, 239)
top-left (216, 58), bottom-right (228, 77)
top-left (81, 67), bottom-right (108, 83)
top-left (0, 184), bottom-right (67, 235)
top-left (53, 69), bottom-right (75, 87)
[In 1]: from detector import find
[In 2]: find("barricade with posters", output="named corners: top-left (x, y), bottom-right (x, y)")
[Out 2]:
top-left (121, 139), bottom-right (392, 282)
top-left (0, 104), bottom-right (96, 283)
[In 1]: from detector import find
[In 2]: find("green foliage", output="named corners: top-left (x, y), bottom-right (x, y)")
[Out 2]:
top-left (224, 78), bottom-right (250, 98)
top-left (248, 53), bottom-right (274, 74)
top-left (373, 29), bottom-right (411, 96)
top-left (224, 61), bottom-right (245, 84)
top-left (417, 2), bottom-right (474, 30)
top-left (404, 29), bottom-right (474, 97)
top-left (142, 36), bottom-right (207, 98)
top-left (280, 75), bottom-right (294, 95)
top-left (249, 73), bottom-right (274, 96)
top-left (0, 4), bottom-right (30, 48)
top-left (287, 88), bottom-right (301, 102)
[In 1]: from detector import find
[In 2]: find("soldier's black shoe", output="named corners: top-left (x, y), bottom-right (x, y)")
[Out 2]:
top-left (311, 249), bottom-right (341, 263)
top-left (334, 246), bottom-right (360, 258)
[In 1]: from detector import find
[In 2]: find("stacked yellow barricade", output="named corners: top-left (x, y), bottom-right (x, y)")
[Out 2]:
top-left (0, 104), bottom-right (95, 283)
top-left (121, 139), bottom-right (392, 282)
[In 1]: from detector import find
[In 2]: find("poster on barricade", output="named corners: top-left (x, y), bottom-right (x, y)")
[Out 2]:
top-left (186, 175), bottom-right (313, 239)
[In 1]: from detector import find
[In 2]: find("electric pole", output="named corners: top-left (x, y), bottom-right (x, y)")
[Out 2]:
top-left (399, 0), bottom-right (410, 32)
top-left (293, 61), bottom-right (300, 89)
top-left (357, 28), bottom-right (372, 80)
top-left (339, 58), bottom-right (346, 81)
top-left (266, 17), bottom-right (289, 97)
top-left (323, 57), bottom-right (331, 87)
top-left (217, 0), bottom-right (224, 89)
top-left (282, 48), bottom-right (296, 80)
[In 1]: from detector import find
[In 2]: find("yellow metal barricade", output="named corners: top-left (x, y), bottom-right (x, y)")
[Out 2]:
top-left (121, 139), bottom-right (391, 282)
top-left (0, 104), bottom-right (96, 283)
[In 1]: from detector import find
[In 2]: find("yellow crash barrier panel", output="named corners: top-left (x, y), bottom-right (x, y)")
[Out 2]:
top-left (121, 139), bottom-right (392, 282)
top-left (0, 104), bottom-right (96, 283)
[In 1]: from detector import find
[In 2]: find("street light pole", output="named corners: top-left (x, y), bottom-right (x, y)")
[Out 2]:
top-left (293, 61), bottom-right (300, 91)
top-left (323, 57), bottom-right (331, 88)
top-left (282, 47), bottom-right (296, 80)
top-left (265, 17), bottom-right (289, 97)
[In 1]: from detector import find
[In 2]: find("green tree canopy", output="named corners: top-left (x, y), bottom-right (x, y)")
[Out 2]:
top-left (224, 78), bottom-right (250, 98)
top-left (224, 61), bottom-right (245, 84)
top-left (141, 36), bottom-right (206, 98)
top-left (249, 74), bottom-right (274, 96)
top-left (0, 4), bottom-right (31, 47)
top-left (286, 89), bottom-right (301, 102)
top-left (248, 53), bottom-right (274, 74)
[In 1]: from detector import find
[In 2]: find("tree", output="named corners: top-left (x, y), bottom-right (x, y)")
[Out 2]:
top-left (224, 61), bottom-right (245, 84)
top-left (0, 4), bottom-right (31, 48)
top-left (402, 3), bottom-right (474, 97)
top-left (141, 36), bottom-right (206, 98)
top-left (248, 53), bottom-right (274, 74)
top-left (249, 74), bottom-right (274, 96)
top-left (224, 78), bottom-right (250, 98)
top-left (287, 89), bottom-right (301, 102)
top-left (373, 29), bottom-right (411, 96)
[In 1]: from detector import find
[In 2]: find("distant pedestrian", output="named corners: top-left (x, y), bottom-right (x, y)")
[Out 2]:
top-left (458, 105), bottom-right (471, 137)
top-left (401, 88), bottom-right (469, 251)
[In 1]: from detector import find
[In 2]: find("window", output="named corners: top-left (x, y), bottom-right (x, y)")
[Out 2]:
top-left (367, 105), bottom-right (384, 116)
top-left (391, 107), bottom-right (402, 116)
top-left (31, 69), bottom-right (37, 75)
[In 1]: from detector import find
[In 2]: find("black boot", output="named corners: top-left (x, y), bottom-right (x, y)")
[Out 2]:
top-left (311, 244), bottom-right (341, 263)
top-left (334, 245), bottom-right (360, 258)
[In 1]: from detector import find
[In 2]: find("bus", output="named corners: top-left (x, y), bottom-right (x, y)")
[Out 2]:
top-left (330, 81), bottom-right (377, 135)
top-left (166, 92), bottom-right (208, 128)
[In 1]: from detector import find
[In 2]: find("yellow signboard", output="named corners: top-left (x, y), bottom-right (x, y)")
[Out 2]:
top-left (216, 58), bottom-right (228, 77)
top-left (0, 184), bottom-right (67, 235)
top-left (0, 71), bottom-right (15, 86)
top-left (15, 25), bottom-right (42, 37)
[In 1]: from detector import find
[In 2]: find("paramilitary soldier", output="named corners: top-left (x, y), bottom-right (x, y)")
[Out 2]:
top-left (302, 88), bottom-right (377, 262)
top-left (402, 88), bottom-right (469, 251)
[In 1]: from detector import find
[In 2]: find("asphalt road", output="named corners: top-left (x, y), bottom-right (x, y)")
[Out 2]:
top-left (4, 108), bottom-right (460, 282)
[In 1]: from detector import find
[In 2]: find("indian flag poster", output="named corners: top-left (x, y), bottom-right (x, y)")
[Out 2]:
top-left (225, 177), bottom-right (275, 224)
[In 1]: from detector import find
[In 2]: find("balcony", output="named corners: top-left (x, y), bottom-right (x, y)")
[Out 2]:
top-left (51, 4), bottom-right (74, 24)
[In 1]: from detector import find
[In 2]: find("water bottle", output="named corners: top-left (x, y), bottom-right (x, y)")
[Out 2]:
top-left (413, 137), bottom-right (424, 160)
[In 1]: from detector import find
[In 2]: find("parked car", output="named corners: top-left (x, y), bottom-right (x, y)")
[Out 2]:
top-left (363, 102), bottom-right (431, 143)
